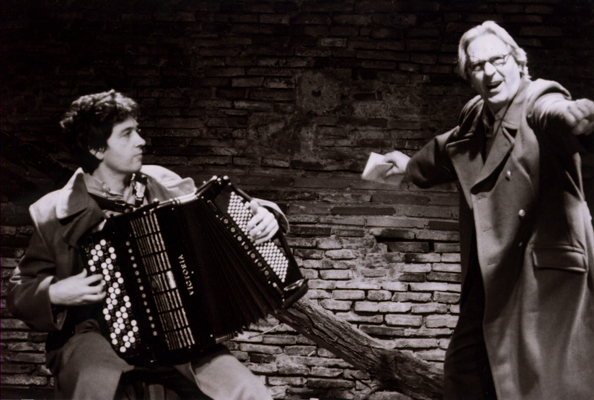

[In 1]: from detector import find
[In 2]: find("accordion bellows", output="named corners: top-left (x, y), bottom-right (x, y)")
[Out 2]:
top-left (80, 176), bottom-right (308, 365)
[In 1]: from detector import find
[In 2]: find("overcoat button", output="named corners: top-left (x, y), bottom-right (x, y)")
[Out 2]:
top-left (506, 170), bottom-right (511, 180)
top-left (518, 209), bottom-right (526, 217)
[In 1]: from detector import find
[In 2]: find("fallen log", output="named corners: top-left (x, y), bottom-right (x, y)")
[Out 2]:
top-left (275, 298), bottom-right (444, 400)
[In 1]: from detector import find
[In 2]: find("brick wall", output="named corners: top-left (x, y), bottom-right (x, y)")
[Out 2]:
top-left (2, 1), bottom-right (593, 399)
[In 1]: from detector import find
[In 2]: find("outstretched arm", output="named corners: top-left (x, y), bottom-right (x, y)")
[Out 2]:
top-left (533, 95), bottom-right (594, 136)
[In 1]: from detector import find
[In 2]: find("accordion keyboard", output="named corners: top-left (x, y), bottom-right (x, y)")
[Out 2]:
top-left (226, 192), bottom-right (289, 282)
top-left (87, 240), bottom-right (141, 355)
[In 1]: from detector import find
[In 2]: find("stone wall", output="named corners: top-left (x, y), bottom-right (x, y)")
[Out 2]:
top-left (2, 1), bottom-right (593, 399)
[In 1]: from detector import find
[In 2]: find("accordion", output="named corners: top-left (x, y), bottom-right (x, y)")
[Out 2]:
top-left (80, 176), bottom-right (307, 365)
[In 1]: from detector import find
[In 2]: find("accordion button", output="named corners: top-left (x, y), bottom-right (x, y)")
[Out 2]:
top-left (100, 240), bottom-right (107, 246)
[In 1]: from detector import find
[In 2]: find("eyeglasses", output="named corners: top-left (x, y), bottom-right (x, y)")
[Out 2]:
top-left (467, 53), bottom-right (512, 73)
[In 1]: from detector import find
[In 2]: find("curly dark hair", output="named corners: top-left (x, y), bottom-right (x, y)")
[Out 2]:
top-left (60, 90), bottom-right (139, 173)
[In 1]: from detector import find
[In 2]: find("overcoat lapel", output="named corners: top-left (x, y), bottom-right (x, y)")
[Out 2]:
top-left (472, 127), bottom-right (515, 188)
top-left (446, 137), bottom-right (484, 205)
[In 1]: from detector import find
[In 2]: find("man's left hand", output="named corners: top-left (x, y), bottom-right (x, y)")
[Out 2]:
top-left (562, 98), bottom-right (594, 136)
top-left (246, 200), bottom-right (279, 245)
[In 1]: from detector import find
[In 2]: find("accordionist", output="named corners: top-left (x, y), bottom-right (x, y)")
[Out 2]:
top-left (8, 90), bottom-right (283, 400)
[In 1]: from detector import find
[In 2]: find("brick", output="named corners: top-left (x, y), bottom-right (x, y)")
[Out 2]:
top-left (411, 303), bottom-right (449, 314)
top-left (307, 377), bottom-right (355, 389)
top-left (385, 315), bottom-right (423, 327)
top-left (284, 345), bottom-right (317, 356)
top-left (387, 241), bottom-right (430, 253)
top-left (335, 281), bottom-right (381, 290)
top-left (380, 282), bottom-right (408, 291)
top-left (320, 299), bottom-right (352, 311)
top-left (0, 374), bottom-right (48, 386)
top-left (427, 272), bottom-right (461, 283)
top-left (367, 290), bottom-right (391, 301)
top-left (332, 290), bottom-right (366, 300)
top-left (440, 253), bottom-right (461, 263)
top-left (268, 376), bottom-right (307, 386)
top-left (425, 315), bottom-right (459, 328)
top-left (398, 272), bottom-right (426, 282)
top-left (354, 302), bottom-right (379, 312)
top-left (404, 253), bottom-right (441, 263)
top-left (0, 319), bottom-right (29, 330)
top-left (306, 290), bottom-right (332, 299)
top-left (401, 263), bottom-right (432, 272)
top-left (316, 238), bottom-right (343, 250)
top-left (409, 282), bottom-right (460, 292)
top-left (433, 262), bottom-right (461, 272)
top-left (311, 366), bottom-right (343, 377)
top-left (238, 344), bottom-right (282, 354)
top-left (360, 268), bottom-right (388, 278)
top-left (392, 292), bottom-right (433, 302)
top-left (434, 292), bottom-right (461, 304)
top-left (378, 302), bottom-right (412, 313)
top-left (325, 249), bottom-right (358, 260)
top-left (320, 270), bottom-right (352, 280)
top-left (416, 349), bottom-right (446, 362)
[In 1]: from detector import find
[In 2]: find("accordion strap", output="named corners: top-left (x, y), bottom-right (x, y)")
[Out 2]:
top-left (89, 193), bottom-right (136, 214)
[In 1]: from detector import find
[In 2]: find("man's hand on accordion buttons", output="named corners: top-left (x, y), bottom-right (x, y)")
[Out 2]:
top-left (247, 199), bottom-right (279, 245)
top-left (49, 269), bottom-right (107, 306)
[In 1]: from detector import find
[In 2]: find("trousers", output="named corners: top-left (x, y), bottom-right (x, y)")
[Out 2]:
top-left (48, 323), bottom-right (272, 400)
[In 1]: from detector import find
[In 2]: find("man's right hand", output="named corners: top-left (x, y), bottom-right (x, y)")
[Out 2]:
top-left (49, 269), bottom-right (106, 306)
top-left (383, 150), bottom-right (411, 177)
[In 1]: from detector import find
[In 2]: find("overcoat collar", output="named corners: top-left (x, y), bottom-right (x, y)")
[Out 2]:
top-left (54, 169), bottom-right (106, 248)
top-left (445, 78), bottom-right (531, 198)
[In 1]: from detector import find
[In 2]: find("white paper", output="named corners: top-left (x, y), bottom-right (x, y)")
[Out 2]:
top-left (361, 152), bottom-right (404, 186)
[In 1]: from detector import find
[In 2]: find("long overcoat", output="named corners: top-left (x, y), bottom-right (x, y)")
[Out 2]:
top-left (407, 78), bottom-right (594, 399)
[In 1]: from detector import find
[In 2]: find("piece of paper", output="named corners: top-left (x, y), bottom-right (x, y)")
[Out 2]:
top-left (361, 152), bottom-right (404, 186)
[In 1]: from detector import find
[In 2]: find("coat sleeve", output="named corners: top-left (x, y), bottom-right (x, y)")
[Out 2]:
top-left (406, 127), bottom-right (459, 188)
top-left (8, 209), bottom-right (67, 333)
top-left (526, 79), bottom-right (574, 135)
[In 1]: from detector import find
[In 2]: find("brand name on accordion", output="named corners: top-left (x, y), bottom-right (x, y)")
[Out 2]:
top-left (178, 254), bottom-right (194, 296)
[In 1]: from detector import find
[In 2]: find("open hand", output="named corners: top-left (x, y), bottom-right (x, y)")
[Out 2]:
top-left (49, 269), bottom-right (106, 306)
top-left (246, 199), bottom-right (279, 245)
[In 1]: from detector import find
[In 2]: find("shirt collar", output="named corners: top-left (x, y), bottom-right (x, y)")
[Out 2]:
top-left (83, 173), bottom-right (136, 203)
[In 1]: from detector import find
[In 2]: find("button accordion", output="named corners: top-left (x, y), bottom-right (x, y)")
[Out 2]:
top-left (80, 176), bottom-right (307, 365)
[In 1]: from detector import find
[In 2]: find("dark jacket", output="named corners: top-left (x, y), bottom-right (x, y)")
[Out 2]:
top-left (407, 78), bottom-right (594, 399)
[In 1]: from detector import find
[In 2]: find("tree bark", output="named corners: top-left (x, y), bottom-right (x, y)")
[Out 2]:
top-left (275, 298), bottom-right (444, 400)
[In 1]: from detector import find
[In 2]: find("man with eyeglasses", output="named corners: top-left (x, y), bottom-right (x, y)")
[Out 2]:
top-left (382, 21), bottom-right (594, 400)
